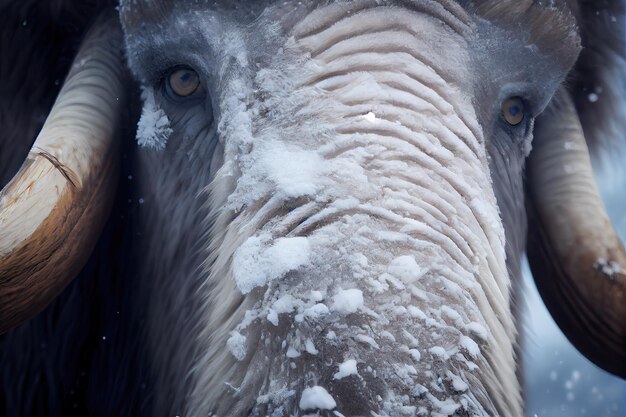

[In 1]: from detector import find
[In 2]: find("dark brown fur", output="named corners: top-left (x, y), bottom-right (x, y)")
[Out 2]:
top-left (570, 0), bottom-right (626, 154)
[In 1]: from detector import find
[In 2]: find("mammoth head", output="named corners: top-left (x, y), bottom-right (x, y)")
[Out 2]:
top-left (0, 0), bottom-right (625, 414)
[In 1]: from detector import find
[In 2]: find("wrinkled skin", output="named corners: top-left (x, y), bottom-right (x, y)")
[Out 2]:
top-left (1, 0), bottom-right (624, 416)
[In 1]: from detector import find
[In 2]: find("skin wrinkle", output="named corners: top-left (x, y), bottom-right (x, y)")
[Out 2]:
top-left (293, 0), bottom-right (471, 39)
top-left (305, 64), bottom-right (484, 153)
top-left (329, 100), bottom-right (481, 165)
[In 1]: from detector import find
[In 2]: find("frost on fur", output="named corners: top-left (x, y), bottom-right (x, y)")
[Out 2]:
top-left (136, 87), bottom-right (172, 150)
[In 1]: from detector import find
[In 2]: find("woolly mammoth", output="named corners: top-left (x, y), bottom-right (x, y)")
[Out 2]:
top-left (1, 0), bottom-right (625, 416)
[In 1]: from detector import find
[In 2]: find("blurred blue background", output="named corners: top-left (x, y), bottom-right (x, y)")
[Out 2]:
top-left (523, 151), bottom-right (626, 417)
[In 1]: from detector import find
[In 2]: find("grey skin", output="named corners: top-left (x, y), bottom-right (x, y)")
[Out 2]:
top-left (0, 0), bottom-right (625, 416)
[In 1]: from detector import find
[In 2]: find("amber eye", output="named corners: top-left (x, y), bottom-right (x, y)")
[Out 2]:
top-left (502, 97), bottom-right (525, 126)
top-left (166, 67), bottom-right (200, 97)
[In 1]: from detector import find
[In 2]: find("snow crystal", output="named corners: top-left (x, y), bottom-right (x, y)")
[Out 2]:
top-left (387, 255), bottom-right (425, 283)
top-left (299, 386), bottom-right (337, 410)
top-left (331, 288), bottom-right (364, 314)
top-left (233, 236), bottom-right (311, 294)
top-left (227, 331), bottom-right (247, 361)
top-left (136, 87), bottom-right (172, 150)
top-left (588, 93), bottom-right (599, 103)
top-left (334, 359), bottom-right (358, 380)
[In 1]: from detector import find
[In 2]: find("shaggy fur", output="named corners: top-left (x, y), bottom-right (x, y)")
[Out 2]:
top-left (0, 1), bottom-right (624, 416)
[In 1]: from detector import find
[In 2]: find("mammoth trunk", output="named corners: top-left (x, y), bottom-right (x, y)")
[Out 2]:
top-left (180, 8), bottom-right (520, 416)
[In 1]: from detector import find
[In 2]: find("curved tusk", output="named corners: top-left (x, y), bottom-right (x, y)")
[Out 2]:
top-left (527, 88), bottom-right (626, 378)
top-left (0, 15), bottom-right (126, 333)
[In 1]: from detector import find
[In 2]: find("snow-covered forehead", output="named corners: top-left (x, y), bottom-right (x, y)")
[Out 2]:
top-left (119, 0), bottom-right (578, 50)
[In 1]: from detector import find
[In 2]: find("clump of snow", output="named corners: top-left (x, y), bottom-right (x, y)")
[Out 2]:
top-left (273, 294), bottom-right (299, 314)
top-left (465, 322), bottom-right (488, 341)
top-left (363, 111), bottom-right (379, 123)
top-left (407, 306), bottom-right (428, 320)
top-left (331, 288), bottom-right (364, 314)
top-left (299, 386), bottom-right (336, 410)
top-left (439, 306), bottom-right (462, 323)
top-left (387, 255), bottom-right (425, 283)
top-left (261, 145), bottom-right (324, 198)
top-left (409, 349), bottom-right (421, 362)
top-left (287, 346), bottom-right (301, 358)
top-left (427, 394), bottom-right (461, 416)
top-left (355, 334), bottom-right (379, 349)
top-left (301, 303), bottom-right (329, 320)
top-left (460, 335), bottom-right (480, 358)
top-left (305, 339), bottom-right (319, 355)
top-left (309, 290), bottom-right (324, 302)
top-left (594, 258), bottom-right (623, 276)
top-left (227, 331), bottom-right (247, 361)
top-left (428, 346), bottom-right (449, 360)
top-left (267, 309), bottom-right (279, 326)
top-left (446, 371), bottom-right (468, 392)
top-left (136, 87), bottom-right (172, 150)
top-left (233, 236), bottom-right (311, 294)
top-left (334, 359), bottom-right (358, 379)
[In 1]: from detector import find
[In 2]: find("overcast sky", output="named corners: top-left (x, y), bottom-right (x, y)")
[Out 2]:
top-left (522, 149), bottom-right (626, 417)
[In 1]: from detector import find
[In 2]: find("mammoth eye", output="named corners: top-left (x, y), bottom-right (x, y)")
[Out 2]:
top-left (502, 97), bottom-right (525, 126)
top-left (166, 67), bottom-right (200, 98)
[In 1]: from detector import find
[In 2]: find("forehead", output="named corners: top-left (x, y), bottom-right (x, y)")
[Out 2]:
top-left (119, 0), bottom-right (579, 53)
top-left (119, 0), bottom-right (576, 29)
top-left (120, 0), bottom-right (580, 101)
